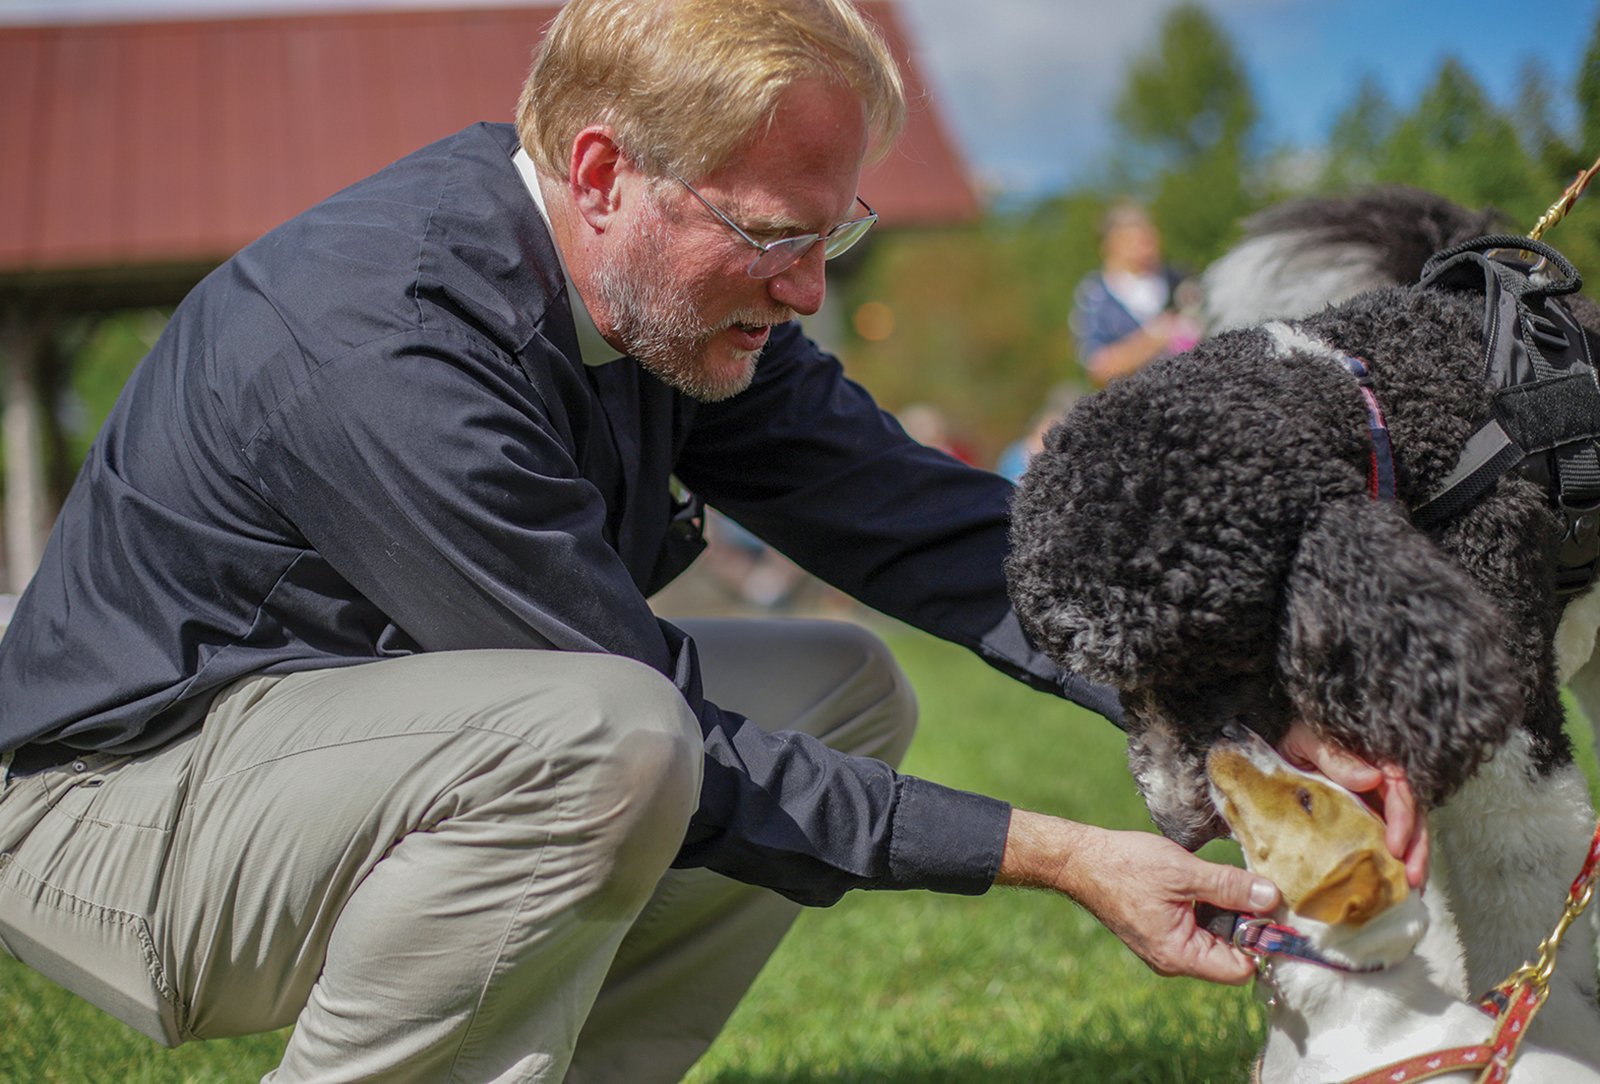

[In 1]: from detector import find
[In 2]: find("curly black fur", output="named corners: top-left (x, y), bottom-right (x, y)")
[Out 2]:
top-left (1008, 280), bottom-right (1575, 848)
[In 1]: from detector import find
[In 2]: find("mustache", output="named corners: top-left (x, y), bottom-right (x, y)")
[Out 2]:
top-left (719, 307), bottom-right (795, 331)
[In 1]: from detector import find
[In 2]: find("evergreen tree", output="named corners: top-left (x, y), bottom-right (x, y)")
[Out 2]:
top-left (1109, 2), bottom-right (1261, 269)
top-left (1514, 59), bottom-right (1578, 181)
top-left (1578, 13), bottom-right (1600, 161)
top-left (1377, 58), bottom-right (1548, 226)
top-left (1322, 76), bottom-right (1396, 190)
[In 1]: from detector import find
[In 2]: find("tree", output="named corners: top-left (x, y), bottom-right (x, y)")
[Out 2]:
top-left (1363, 59), bottom-right (1547, 230)
top-left (1321, 76), bottom-right (1397, 190)
top-left (1514, 59), bottom-right (1579, 182)
top-left (1112, 3), bottom-right (1256, 171)
top-left (1577, 12), bottom-right (1600, 164)
top-left (1108, 2), bottom-right (1262, 269)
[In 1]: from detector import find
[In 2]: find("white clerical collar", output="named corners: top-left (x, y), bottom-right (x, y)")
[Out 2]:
top-left (513, 146), bottom-right (624, 367)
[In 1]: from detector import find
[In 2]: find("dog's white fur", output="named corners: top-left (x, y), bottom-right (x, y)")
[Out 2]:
top-left (1210, 734), bottom-right (1600, 1082)
top-left (1428, 732), bottom-right (1600, 1059)
top-left (1202, 231), bottom-right (1394, 336)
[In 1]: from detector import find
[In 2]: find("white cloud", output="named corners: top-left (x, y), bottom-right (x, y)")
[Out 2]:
top-left (895, 0), bottom-right (1289, 193)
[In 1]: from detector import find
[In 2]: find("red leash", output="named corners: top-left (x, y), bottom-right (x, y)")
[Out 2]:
top-left (1340, 981), bottom-right (1543, 1084)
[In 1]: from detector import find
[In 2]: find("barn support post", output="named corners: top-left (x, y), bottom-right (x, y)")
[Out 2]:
top-left (1, 301), bottom-right (53, 596)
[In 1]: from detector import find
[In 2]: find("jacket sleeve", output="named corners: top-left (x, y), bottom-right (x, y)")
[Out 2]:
top-left (243, 330), bottom-right (1014, 906)
top-left (677, 323), bottom-right (1122, 722)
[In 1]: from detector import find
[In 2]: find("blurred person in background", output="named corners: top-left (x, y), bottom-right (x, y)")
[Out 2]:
top-left (1070, 201), bottom-right (1200, 386)
top-left (996, 385), bottom-right (1081, 483)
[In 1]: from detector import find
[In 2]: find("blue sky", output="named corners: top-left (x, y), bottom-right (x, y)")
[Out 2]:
top-left (895, 0), bottom-right (1600, 195)
top-left (5, 0), bottom-right (1598, 196)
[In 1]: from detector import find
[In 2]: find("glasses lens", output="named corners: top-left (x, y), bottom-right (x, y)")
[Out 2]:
top-left (822, 214), bottom-right (877, 259)
top-left (743, 211), bottom-right (879, 278)
top-left (748, 235), bottom-right (816, 278)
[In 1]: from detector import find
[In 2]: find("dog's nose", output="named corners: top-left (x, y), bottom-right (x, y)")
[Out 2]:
top-left (1220, 720), bottom-right (1252, 745)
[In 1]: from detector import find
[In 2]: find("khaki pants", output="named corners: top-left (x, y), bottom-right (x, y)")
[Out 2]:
top-left (0, 618), bottom-right (916, 1082)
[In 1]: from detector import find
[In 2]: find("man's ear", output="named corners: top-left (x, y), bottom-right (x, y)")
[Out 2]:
top-left (1296, 849), bottom-right (1407, 927)
top-left (1280, 497), bottom-right (1520, 807)
top-left (568, 125), bottom-right (628, 232)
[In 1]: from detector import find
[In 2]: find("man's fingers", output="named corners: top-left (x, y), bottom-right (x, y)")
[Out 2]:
top-left (1185, 937), bottom-right (1257, 985)
top-left (1279, 722), bottom-right (1381, 788)
top-left (1185, 852), bottom-right (1279, 915)
top-left (1379, 772), bottom-right (1414, 857)
top-left (1309, 743), bottom-right (1381, 790)
top-left (1373, 769), bottom-right (1429, 887)
top-left (1405, 817), bottom-right (1430, 888)
top-left (1169, 862), bottom-right (1265, 985)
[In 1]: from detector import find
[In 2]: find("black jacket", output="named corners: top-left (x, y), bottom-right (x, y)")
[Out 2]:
top-left (0, 123), bottom-right (1118, 906)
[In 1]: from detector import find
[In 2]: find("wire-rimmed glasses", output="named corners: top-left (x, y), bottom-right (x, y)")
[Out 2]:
top-left (670, 172), bottom-right (878, 279)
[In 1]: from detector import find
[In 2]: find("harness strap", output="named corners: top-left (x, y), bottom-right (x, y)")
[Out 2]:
top-left (1413, 235), bottom-right (1600, 594)
top-left (1410, 420), bottom-right (1524, 525)
top-left (1339, 981), bottom-right (1545, 1084)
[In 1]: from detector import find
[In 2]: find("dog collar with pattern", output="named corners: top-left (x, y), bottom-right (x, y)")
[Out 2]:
top-left (1262, 322), bottom-right (1397, 502)
top-left (1205, 909), bottom-right (1385, 974)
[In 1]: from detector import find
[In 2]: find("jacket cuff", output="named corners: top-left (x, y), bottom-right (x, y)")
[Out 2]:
top-left (884, 775), bottom-right (1011, 895)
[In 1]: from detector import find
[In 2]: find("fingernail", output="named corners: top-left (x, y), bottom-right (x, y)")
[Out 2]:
top-left (1248, 880), bottom-right (1276, 911)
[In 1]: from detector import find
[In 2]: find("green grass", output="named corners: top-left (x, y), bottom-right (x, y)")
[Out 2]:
top-left (4, 624), bottom-right (1596, 1081)
top-left (685, 623), bottom-right (1264, 1084)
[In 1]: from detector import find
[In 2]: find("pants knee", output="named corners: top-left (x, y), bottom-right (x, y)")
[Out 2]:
top-left (554, 659), bottom-right (703, 909)
top-left (830, 623), bottom-right (919, 767)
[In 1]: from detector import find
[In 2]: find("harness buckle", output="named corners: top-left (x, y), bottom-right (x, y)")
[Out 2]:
top-left (1557, 502), bottom-right (1600, 596)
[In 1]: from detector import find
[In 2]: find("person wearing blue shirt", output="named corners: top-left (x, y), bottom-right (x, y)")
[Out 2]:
top-left (1070, 201), bottom-right (1199, 387)
top-left (0, 3), bottom-right (1309, 1080)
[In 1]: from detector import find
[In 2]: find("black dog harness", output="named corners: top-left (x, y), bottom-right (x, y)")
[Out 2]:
top-left (1411, 235), bottom-right (1600, 595)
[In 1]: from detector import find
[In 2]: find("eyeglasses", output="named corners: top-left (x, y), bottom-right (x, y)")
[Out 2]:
top-left (670, 172), bottom-right (878, 279)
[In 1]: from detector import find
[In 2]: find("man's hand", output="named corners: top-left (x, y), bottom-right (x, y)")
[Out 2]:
top-left (1277, 721), bottom-right (1429, 888)
top-left (995, 809), bottom-right (1279, 984)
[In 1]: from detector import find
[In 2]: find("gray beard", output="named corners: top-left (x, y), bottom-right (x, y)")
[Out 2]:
top-left (593, 197), bottom-right (790, 403)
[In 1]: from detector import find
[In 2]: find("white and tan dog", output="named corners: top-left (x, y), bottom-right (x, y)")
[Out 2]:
top-left (1208, 726), bottom-right (1600, 1083)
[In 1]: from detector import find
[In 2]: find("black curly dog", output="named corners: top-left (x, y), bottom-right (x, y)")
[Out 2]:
top-left (1007, 189), bottom-right (1600, 1062)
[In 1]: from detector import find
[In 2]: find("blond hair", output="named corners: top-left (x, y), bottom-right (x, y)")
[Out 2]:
top-left (518, 0), bottom-right (906, 182)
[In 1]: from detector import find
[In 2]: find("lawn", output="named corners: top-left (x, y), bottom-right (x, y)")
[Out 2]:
top-left (2, 622), bottom-right (1595, 1082)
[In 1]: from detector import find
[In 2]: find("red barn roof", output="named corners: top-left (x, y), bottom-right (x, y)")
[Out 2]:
top-left (0, 2), bottom-right (979, 294)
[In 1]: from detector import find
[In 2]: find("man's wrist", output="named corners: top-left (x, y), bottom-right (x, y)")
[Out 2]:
top-left (994, 808), bottom-right (1097, 896)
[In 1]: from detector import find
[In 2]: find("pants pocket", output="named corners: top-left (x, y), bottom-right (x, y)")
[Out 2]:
top-left (0, 739), bottom-right (197, 1047)
top-left (0, 853), bottom-right (186, 1045)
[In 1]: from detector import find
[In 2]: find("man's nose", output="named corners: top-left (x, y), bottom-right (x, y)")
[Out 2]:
top-left (767, 244), bottom-right (827, 316)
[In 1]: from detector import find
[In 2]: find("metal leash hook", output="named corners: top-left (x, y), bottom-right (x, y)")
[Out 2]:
top-left (1484, 837), bottom-right (1600, 1016)
top-left (1530, 154), bottom-right (1600, 242)
top-left (1479, 822), bottom-right (1600, 1029)
top-left (1518, 152), bottom-right (1600, 277)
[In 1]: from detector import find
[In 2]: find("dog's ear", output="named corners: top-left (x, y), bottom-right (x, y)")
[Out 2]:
top-left (1296, 848), bottom-right (1407, 927)
top-left (1280, 497), bottom-right (1521, 806)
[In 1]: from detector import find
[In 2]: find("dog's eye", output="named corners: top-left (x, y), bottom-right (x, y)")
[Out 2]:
top-left (1296, 787), bottom-right (1314, 814)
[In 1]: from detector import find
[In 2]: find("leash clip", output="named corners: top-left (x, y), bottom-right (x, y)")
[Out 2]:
top-left (1232, 915), bottom-right (1272, 953)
